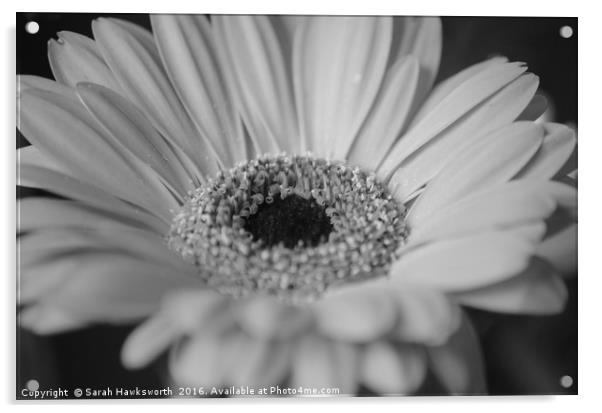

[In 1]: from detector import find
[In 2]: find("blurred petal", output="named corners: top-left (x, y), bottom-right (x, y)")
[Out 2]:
top-left (314, 281), bottom-right (397, 342)
top-left (517, 93), bottom-right (548, 121)
top-left (227, 335), bottom-right (291, 388)
top-left (19, 255), bottom-right (79, 304)
top-left (19, 306), bottom-right (86, 335)
top-left (291, 335), bottom-right (359, 394)
top-left (391, 17), bottom-right (442, 109)
top-left (23, 253), bottom-right (198, 323)
top-left (455, 258), bottom-right (567, 314)
top-left (122, 289), bottom-right (226, 369)
top-left (170, 334), bottom-right (226, 387)
top-left (427, 314), bottom-right (487, 395)
top-left (361, 342), bottom-right (427, 395)
top-left (515, 123), bottom-right (577, 179)
top-left (235, 296), bottom-right (312, 340)
top-left (121, 315), bottom-right (181, 369)
top-left (390, 288), bottom-right (462, 346)
top-left (536, 223), bottom-right (577, 276)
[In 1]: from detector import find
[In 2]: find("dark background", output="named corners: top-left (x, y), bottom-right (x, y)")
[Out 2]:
top-left (16, 13), bottom-right (578, 397)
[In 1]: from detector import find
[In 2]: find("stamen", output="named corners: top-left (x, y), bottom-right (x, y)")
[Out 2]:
top-left (168, 155), bottom-right (408, 301)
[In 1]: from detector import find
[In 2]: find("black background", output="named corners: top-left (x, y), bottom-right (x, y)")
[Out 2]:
top-left (16, 13), bottom-right (577, 397)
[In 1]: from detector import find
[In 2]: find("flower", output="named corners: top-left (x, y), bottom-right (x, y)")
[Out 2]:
top-left (17, 15), bottom-right (577, 395)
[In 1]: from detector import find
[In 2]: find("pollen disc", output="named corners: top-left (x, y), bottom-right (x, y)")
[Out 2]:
top-left (168, 155), bottom-right (407, 301)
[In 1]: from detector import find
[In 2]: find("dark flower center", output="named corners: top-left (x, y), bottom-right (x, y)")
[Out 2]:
top-left (244, 194), bottom-right (333, 248)
top-left (168, 154), bottom-right (408, 301)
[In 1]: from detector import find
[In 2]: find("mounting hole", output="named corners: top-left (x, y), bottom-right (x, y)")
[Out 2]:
top-left (560, 375), bottom-right (573, 388)
top-left (25, 21), bottom-right (40, 34)
top-left (26, 379), bottom-right (39, 391)
top-left (559, 25), bottom-right (573, 39)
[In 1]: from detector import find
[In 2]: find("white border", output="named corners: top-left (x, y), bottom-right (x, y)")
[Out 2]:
top-left (3, 1), bottom-right (598, 412)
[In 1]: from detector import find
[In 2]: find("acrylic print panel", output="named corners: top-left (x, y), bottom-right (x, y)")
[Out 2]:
top-left (16, 12), bottom-right (577, 399)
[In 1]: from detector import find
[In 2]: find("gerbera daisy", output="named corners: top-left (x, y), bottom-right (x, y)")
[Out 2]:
top-left (17, 15), bottom-right (577, 395)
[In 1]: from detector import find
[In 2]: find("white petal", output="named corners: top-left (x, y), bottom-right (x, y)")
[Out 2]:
top-left (409, 180), bottom-right (569, 244)
top-left (17, 145), bottom-right (68, 174)
top-left (347, 56), bottom-right (420, 170)
top-left (313, 281), bottom-right (397, 342)
top-left (18, 74), bottom-right (75, 96)
top-left (213, 15), bottom-right (298, 154)
top-left (293, 16), bottom-right (392, 158)
top-left (427, 314), bottom-right (487, 395)
top-left (151, 15), bottom-right (246, 165)
top-left (536, 223), bottom-right (577, 276)
top-left (515, 122), bottom-right (577, 179)
top-left (407, 122), bottom-right (544, 226)
top-left (291, 335), bottom-right (359, 395)
top-left (455, 258), bottom-right (567, 314)
top-left (18, 165), bottom-right (169, 232)
top-left (378, 61), bottom-right (527, 178)
top-left (48, 31), bottom-right (122, 91)
top-left (19, 226), bottom-right (194, 277)
top-left (19, 88), bottom-right (176, 221)
top-left (235, 296), bottom-right (312, 340)
top-left (76, 82), bottom-right (193, 196)
top-left (92, 18), bottom-right (219, 177)
top-left (361, 342), bottom-right (427, 395)
top-left (391, 232), bottom-right (535, 291)
top-left (18, 198), bottom-right (164, 236)
top-left (271, 15), bottom-right (307, 52)
top-left (409, 56), bottom-right (509, 127)
top-left (389, 73), bottom-right (539, 201)
top-left (18, 230), bottom-right (106, 270)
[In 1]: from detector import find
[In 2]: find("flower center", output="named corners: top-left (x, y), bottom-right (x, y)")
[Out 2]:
top-left (244, 194), bottom-right (333, 248)
top-left (168, 155), bottom-right (407, 301)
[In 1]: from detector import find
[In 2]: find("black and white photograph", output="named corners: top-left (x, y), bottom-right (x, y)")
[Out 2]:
top-left (15, 9), bottom-right (578, 401)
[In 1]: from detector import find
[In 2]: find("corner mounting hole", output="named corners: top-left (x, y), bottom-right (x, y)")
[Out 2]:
top-left (560, 375), bottom-right (573, 388)
top-left (559, 25), bottom-right (573, 39)
top-left (25, 21), bottom-right (39, 34)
